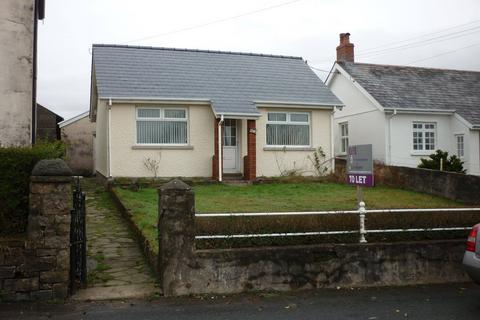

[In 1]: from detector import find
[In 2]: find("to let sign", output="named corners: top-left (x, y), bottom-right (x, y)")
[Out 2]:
top-left (347, 144), bottom-right (374, 187)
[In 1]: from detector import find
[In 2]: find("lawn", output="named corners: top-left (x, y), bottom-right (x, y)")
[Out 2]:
top-left (113, 182), bottom-right (475, 250)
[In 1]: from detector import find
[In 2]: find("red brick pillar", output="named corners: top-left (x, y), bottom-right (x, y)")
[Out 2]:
top-left (212, 118), bottom-right (223, 181)
top-left (245, 119), bottom-right (256, 181)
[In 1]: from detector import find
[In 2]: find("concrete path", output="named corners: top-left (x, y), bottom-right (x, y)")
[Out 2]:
top-left (72, 179), bottom-right (160, 301)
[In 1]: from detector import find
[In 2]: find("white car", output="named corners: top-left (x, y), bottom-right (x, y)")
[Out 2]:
top-left (463, 223), bottom-right (480, 284)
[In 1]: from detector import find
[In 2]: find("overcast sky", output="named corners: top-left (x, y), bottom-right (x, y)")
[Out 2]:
top-left (37, 0), bottom-right (480, 120)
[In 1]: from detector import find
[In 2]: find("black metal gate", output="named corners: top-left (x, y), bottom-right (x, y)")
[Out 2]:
top-left (70, 177), bottom-right (87, 294)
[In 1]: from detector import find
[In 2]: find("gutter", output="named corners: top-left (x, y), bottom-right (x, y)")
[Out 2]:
top-left (383, 107), bottom-right (456, 115)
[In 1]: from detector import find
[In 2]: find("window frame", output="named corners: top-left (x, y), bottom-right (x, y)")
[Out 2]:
top-left (266, 111), bottom-right (311, 147)
top-left (456, 134), bottom-right (465, 158)
top-left (339, 122), bottom-right (349, 155)
top-left (412, 122), bottom-right (436, 153)
top-left (135, 106), bottom-right (189, 146)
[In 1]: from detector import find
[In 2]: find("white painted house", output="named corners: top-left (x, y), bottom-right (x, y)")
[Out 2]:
top-left (327, 33), bottom-right (480, 175)
top-left (89, 45), bottom-right (343, 181)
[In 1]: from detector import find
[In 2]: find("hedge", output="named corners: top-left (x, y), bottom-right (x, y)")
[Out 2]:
top-left (0, 141), bottom-right (66, 235)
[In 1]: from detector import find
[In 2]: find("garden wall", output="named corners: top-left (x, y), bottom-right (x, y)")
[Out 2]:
top-left (156, 179), bottom-right (470, 297)
top-left (335, 158), bottom-right (480, 205)
top-left (0, 160), bottom-right (72, 301)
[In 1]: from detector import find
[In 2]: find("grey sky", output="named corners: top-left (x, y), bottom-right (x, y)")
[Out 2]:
top-left (37, 0), bottom-right (480, 120)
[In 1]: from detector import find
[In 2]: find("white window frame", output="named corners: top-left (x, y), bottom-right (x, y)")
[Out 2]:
top-left (456, 134), bottom-right (465, 158)
top-left (412, 122), bottom-right (436, 153)
top-left (266, 111), bottom-right (311, 147)
top-left (339, 122), bottom-right (349, 154)
top-left (135, 106), bottom-right (189, 146)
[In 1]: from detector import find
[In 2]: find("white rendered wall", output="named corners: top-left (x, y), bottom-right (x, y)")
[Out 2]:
top-left (255, 107), bottom-right (332, 177)
top-left (328, 70), bottom-right (387, 162)
top-left (109, 103), bottom-right (214, 178)
top-left (93, 99), bottom-right (108, 177)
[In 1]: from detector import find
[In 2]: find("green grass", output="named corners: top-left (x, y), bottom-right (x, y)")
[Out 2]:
top-left (113, 182), bottom-right (473, 249)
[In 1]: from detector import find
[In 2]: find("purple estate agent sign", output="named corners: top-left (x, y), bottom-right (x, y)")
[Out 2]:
top-left (347, 144), bottom-right (374, 187)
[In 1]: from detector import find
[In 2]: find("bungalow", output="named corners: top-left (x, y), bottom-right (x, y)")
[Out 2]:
top-left (327, 33), bottom-right (480, 175)
top-left (89, 45), bottom-right (343, 181)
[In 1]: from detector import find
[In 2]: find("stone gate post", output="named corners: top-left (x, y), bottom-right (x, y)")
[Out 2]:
top-left (28, 159), bottom-right (72, 299)
top-left (157, 179), bottom-right (195, 296)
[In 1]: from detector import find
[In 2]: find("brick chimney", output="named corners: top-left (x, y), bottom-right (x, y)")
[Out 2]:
top-left (336, 33), bottom-right (354, 62)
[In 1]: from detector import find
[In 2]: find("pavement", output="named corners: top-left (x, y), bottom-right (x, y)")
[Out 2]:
top-left (1, 283), bottom-right (479, 319)
top-left (71, 179), bottom-right (159, 301)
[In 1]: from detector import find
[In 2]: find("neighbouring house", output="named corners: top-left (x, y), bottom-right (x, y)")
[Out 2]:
top-left (90, 44), bottom-right (343, 181)
top-left (36, 103), bottom-right (63, 141)
top-left (327, 33), bottom-right (480, 175)
top-left (59, 111), bottom-right (95, 176)
top-left (0, 0), bottom-right (45, 146)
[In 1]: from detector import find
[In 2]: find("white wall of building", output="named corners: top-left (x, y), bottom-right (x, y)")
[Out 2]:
top-left (0, 0), bottom-right (34, 146)
top-left (255, 107), bottom-right (332, 177)
top-left (109, 103), bottom-right (215, 178)
top-left (328, 69), bottom-right (387, 162)
top-left (328, 65), bottom-right (480, 175)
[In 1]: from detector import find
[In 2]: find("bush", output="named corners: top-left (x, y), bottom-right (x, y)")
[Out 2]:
top-left (0, 140), bottom-right (66, 235)
top-left (418, 150), bottom-right (465, 173)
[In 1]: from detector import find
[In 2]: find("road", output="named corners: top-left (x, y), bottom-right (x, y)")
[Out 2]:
top-left (1, 283), bottom-right (479, 320)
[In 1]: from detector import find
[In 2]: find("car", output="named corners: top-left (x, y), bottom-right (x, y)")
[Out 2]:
top-left (463, 223), bottom-right (480, 284)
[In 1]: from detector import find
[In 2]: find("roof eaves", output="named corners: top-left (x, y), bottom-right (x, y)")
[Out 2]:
top-left (58, 111), bottom-right (89, 128)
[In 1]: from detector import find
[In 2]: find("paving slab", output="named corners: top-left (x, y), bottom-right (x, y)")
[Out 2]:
top-left (71, 178), bottom-right (160, 301)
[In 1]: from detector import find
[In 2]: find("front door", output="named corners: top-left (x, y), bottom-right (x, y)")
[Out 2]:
top-left (223, 119), bottom-right (239, 173)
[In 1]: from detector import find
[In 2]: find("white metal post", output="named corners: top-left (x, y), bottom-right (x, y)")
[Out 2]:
top-left (358, 201), bottom-right (367, 243)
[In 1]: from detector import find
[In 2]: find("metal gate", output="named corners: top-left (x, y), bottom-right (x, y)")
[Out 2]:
top-left (70, 177), bottom-right (87, 294)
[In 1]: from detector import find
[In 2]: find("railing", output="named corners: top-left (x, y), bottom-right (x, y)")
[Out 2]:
top-left (195, 203), bottom-right (480, 243)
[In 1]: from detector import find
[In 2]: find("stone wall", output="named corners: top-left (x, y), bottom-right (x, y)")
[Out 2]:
top-left (335, 158), bottom-right (480, 204)
top-left (156, 179), bottom-right (469, 297)
top-left (0, 159), bottom-right (72, 301)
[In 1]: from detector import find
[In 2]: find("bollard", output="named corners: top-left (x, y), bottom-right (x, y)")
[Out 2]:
top-left (358, 201), bottom-right (367, 243)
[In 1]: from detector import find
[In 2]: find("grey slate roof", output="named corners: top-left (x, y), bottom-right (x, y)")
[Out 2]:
top-left (92, 44), bottom-right (342, 116)
top-left (338, 62), bottom-right (480, 126)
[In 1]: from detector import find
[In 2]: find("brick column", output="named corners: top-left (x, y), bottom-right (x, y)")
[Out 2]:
top-left (28, 159), bottom-right (72, 300)
top-left (158, 179), bottom-right (195, 296)
top-left (244, 119), bottom-right (256, 181)
top-left (212, 118), bottom-right (223, 181)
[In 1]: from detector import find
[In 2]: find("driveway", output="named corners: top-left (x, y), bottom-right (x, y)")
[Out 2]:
top-left (1, 283), bottom-right (479, 319)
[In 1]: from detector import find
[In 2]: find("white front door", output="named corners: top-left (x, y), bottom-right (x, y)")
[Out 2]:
top-left (223, 119), bottom-right (239, 173)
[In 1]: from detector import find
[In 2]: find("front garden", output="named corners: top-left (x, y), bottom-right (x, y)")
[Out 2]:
top-left (112, 182), bottom-right (479, 250)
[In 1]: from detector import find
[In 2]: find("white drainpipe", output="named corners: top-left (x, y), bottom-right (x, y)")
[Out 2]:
top-left (330, 109), bottom-right (335, 173)
top-left (218, 114), bottom-right (224, 182)
top-left (108, 98), bottom-right (112, 178)
top-left (387, 109), bottom-right (397, 165)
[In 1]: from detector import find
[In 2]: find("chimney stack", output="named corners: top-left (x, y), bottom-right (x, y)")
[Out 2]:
top-left (336, 33), bottom-right (354, 63)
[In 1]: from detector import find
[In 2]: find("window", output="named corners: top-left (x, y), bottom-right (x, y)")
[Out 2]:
top-left (223, 119), bottom-right (237, 146)
top-left (412, 122), bottom-right (436, 151)
top-left (266, 112), bottom-right (310, 146)
top-left (456, 134), bottom-right (464, 158)
top-left (340, 122), bottom-right (349, 154)
top-left (136, 107), bottom-right (188, 145)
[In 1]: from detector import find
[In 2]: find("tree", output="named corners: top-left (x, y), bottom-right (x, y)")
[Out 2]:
top-left (418, 150), bottom-right (465, 173)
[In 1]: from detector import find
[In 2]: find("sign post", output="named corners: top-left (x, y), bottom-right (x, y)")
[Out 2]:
top-left (347, 144), bottom-right (373, 243)
top-left (346, 144), bottom-right (374, 189)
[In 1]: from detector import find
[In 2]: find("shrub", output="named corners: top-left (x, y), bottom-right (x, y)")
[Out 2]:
top-left (0, 140), bottom-right (66, 235)
top-left (418, 150), bottom-right (465, 173)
